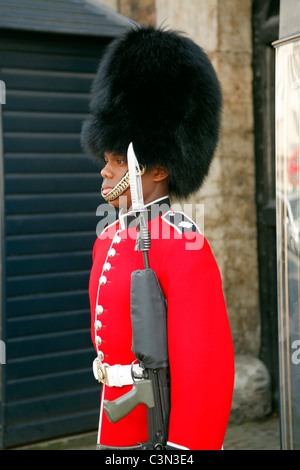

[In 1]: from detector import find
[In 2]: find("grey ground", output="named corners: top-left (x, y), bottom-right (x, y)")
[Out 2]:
top-left (13, 413), bottom-right (281, 451)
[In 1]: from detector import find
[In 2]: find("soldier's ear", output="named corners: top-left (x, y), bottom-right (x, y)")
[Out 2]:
top-left (151, 165), bottom-right (169, 182)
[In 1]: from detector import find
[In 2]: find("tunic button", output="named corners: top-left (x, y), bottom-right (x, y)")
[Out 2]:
top-left (95, 305), bottom-right (104, 316)
top-left (95, 336), bottom-right (102, 346)
top-left (94, 320), bottom-right (102, 331)
top-left (103, 262), bottom-right (111, 272)
top-left (99, 276), bottom-right (107, 286)
top-left (98, 351), bottom-right (104, 361)
top-left (113, 235), bottom-right (121, 245)
top-left (108, 248), bottom-right (116, 258)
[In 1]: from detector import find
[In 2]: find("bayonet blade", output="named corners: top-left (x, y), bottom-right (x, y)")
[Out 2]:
top-left (127, 142), bottom-right (151, 255)
top-left (127, 142), bottom-right (145, 212)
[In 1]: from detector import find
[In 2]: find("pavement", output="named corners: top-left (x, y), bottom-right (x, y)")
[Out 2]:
top-left (13, 413), bottom-right (281, 451)
top-left (224, 414), bottom-right (280, 450)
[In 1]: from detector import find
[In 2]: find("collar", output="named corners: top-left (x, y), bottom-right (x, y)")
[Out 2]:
top-left (119, 196), bottom-right (170, 231)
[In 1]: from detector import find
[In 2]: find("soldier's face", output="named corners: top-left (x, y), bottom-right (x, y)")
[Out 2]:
top-left (101, 152), bottom-right (131, 208)
top-left (101, 152), bottom-right (169, 209)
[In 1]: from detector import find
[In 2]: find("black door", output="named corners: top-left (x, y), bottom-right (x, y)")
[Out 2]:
top-left (0, 29), bottom-right (110, 448)
top-left (252, 0), bottom-right (280, 410)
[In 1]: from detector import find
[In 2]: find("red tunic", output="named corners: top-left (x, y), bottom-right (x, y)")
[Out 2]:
top-left (89, 201), bottom-right (234, 450)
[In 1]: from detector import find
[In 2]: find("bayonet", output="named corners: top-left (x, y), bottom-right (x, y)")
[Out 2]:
top-left (102, 142), bottom-right (171, 450)
top-left (127, 142), bottom-right (151, 267)
top-left (127, 142), bottom-right (145, 212)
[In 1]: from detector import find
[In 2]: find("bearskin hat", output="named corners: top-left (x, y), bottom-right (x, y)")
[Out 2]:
top-left (81, 26), bottom-right (222, 199)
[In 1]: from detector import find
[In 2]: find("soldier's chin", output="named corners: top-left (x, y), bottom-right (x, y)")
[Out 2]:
top-left (101, 189), bottom-right (130, 209)
top-left (101, 171), bottom-right (130, 204)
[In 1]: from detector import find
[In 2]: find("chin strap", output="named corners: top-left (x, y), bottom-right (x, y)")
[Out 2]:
top-left (102, 166), bottom-right (146, 202)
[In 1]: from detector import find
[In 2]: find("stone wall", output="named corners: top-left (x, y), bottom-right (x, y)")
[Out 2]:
top-left (98, 0), bottom-right (156, 26)
top-left (97, 0), bottom-right (119, 12)
top-left (120, 0), bottom-right (156, 25)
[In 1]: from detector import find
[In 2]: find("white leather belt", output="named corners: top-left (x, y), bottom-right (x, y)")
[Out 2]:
top-left (93, 358), bottom-right (144, 387)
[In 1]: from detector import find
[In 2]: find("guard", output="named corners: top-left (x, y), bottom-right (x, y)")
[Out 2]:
top-left (81, 25), bottom-right (235, 451)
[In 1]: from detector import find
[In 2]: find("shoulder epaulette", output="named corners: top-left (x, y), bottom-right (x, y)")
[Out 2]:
top-left (161, 210), bottom-right (201, 234)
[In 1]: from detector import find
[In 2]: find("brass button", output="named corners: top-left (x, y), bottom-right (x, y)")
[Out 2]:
top-left (95, 305), bottom-right (104, 316)
top-left (94, 320), bottom-right (102, 331)
top-left (103, 262), bottom-right (111, 272)
top-left (113, 235), bottom-right (121, 245)
top-left (98, 351), bottom-right (104, 361)
top-left (108, 248), bottom-right (116, 258)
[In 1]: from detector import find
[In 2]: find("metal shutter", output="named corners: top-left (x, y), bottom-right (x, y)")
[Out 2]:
top-left (0, 30), bottom-right (110, 448)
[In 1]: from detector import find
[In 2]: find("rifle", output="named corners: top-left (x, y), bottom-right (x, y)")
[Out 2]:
top-left (103, 143), bottom-right (170, 450)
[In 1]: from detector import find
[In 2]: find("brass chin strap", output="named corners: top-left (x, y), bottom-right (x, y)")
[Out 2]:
top-left (102, 165), bottom-right (146, 202)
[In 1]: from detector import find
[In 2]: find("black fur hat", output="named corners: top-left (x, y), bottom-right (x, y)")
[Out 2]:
top-left (81, 26), bottom-right (222, 199)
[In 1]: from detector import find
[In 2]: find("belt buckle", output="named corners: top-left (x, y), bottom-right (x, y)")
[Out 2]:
top-left (96, 360), bottom-right (110, 385)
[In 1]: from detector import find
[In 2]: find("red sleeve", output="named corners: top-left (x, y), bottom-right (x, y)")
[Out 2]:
top-left (92, 239), bottom-right (97, 262)
top-left (160, 234), bottom-right (234, 450)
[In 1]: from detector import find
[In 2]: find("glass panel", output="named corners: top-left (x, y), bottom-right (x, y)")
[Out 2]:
top-left (275, 39), bottom-right (300, 450)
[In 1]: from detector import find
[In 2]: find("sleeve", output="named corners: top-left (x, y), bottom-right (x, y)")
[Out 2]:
top-left (92, 237), bottom-right (100, 262)
top-left (161, 234), bottom-right (235, 450)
